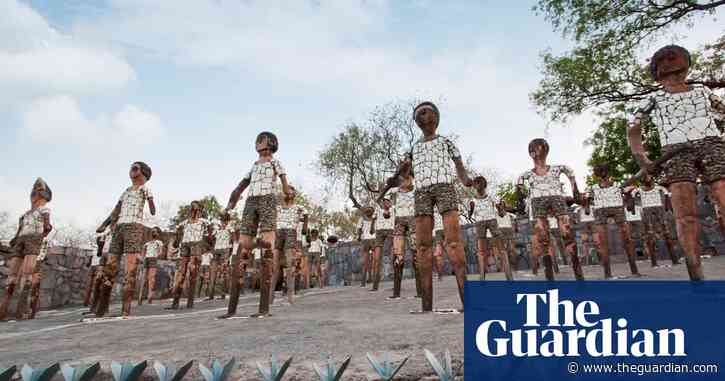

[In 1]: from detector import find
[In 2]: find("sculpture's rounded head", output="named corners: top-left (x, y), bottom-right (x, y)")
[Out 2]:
top-left (151, 227), bottom-right (162, 238)
top-left (650, 45), bottom-right (691, 85)
top-left (130, 161), bottom-right (152, 181)
top-left (31, 177), bottom-right (52, 202)
top-left (284, 185), bottom-right (297, 203)
top-left (642, 173), bottom-right (654, 187)
top-left (414, 101), bottom-right (440, 135)
top-left (593, 163), bottom-right (610, 180)
top-left (189, 201), bottom-right (202, 218)
top-left (381, 198), bottom-right (392, 210)
top-left (310, 229), bottom-right (319, 239)
top-left (362, 206), bottom-right (375, 218)
top-left (473, 176), bottom-right (487, 194)
top-left (256, 131), bottom-right (279, 154)
top-left (528, 138), bottom-right (549, 160)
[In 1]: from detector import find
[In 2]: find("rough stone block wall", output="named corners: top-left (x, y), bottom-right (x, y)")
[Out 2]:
top-left (0, 246), bottom-right (177, 313)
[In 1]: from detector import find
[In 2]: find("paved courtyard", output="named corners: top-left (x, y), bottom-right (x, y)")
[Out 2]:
top-left (2, 255), bottom-right (725, 380)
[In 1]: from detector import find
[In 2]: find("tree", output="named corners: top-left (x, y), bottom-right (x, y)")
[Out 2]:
top-left (170, 195), bottom-right (225, 229)
top-left (531, 1), bottom-right (725, 122)
top-left (584, 107), bottom-right (663, 185)
top-left (52, 223), bottom-right (97, 249)
top-left (317, 101), bottom-right (421, 207)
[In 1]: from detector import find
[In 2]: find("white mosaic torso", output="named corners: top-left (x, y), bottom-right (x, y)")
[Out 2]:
top-left (635, 186), bottom-right (669, 208)
top-left (590, 184), bottom-right (623, 209)
top-left (472, 195), bottom-right (497, 222)
top-left (144, 240), bottom-right (164, 258)
top-left (393, 188), bottom-right (415, 218)
top-left (244, 159), bottom-right (286, 197)
top-left (91, 254), bottom-right (102, 266)
top-left (201, 253), bottom-right (213, 266)
top-left (117, 185), bottom-right (152, 224)
top-left (518, 165), bottom-right (574, 199)
top-left (213, 226), bottom-right (234, 250)
top-left (359, 217), bottom-right (375, 240)
top-left (496, 212), bottom-right (515, 229)
top-left (18, 206), bottom-right (50, 237)
top-left (375, 205), bottom-right (395, 230)
top-left (411, 135), bottom-right (462, 189)
top-left (181, 218), bottom-right (209, 243)
top-left (637, 85), bottom-right (724, 146)
top-left (277, 205), bottom-right (299, 230)
top-left (309, 239), bottom-right (324, 253)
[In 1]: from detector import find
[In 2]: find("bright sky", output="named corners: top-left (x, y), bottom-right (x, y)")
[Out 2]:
top-left (1, 0), bottom-right (722, 230)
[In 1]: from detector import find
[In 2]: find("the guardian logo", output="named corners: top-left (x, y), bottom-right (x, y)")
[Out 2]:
top-left (476, 289), bottom-right (686, 358)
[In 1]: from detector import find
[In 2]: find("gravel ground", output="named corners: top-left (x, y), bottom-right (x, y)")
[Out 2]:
top-left (3, 255), bottom-right (725, 380)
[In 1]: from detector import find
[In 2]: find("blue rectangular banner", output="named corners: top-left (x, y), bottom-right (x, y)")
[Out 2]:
top-left (464, 281), bottom-right (725, 380)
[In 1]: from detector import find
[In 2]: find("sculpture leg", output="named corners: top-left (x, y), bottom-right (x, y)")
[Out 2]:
top-left (0, 257), bottom-right (22, 320)
top-left (122, 253), bottom-right (140, 316)
top-left (670, 182), bottom-right (704, 280)
top-left (168, 256), bottom-right (190, 310)
top-left (595, 224), bottom-right (612, 279)
top-left (96, 255), bottom-right (120, 317)
top-left (443, 210), bottom-right (467, 309)
top-left (559, 215), bottom-right (583, 280)
top-left (621, 222), bottom-right (640, 276)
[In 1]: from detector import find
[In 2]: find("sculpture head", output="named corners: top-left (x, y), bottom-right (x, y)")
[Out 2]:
top-left (256, 131), bottom-right (279, 155)
top-left (30, 177), bottom-right (52, 203)
top-left (284, 185), bottom-right (297, 204)
top-left (189, 200), bottom-right (202, 218)
top-left (414, 101), bottom-right (440, 136)
top-left (130, 161), bottom-right (152, 183)
top-left (642, 173), bottom-right (655, 188)
top-left (528, 138), bottom-right (549, 161)
top-left (381, 198), bottom-right (392, 211)
top-left (650, 45), bottom-right (691, 88)
top-left (473, 176), bottom-right (487, 196)
top-left (593, 163), bottom-right (610, 180)
top-left (362, 206), bottom-right (375, 219)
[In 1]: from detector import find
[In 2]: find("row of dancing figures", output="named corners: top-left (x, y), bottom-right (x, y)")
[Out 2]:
top-left (8, 43), bottom-right (725, 319)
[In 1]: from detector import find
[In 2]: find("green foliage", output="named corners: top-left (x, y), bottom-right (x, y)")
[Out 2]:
top-left (366, 352), bottom-right (408, 381)
top-left (61, 363), bottom-right (100, 381)
top-left (531, 0), bottom-right (725, 122)
top-left (256, 355), bottom-right (292, 381)
top-left (312, 356), bottom-right (351, 381)
top-left (317, 102), bottom-right (420, 203)
top-left (584, 108), bottom-right (661, 185)
top-left (170, 196), bottom-right (224, 229)
top-left (153, 361), bottom-right (193, 381)
top-left (198, 359), bottom-right (235, 381)
top-left (110, 361), bottom-right (147, 381)
top-left (21, 363), bottom-right (60, 381)
top-left (495, 181), bottom-right (519, 209)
